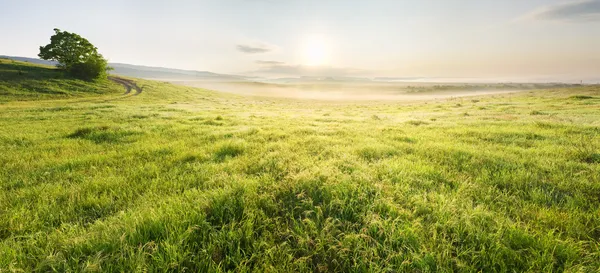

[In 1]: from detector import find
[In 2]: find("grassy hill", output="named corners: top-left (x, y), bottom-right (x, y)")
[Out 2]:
top-left (0, 62), bottom-right (599, 272)
top-left (0, 59), bottom-right (122, 102)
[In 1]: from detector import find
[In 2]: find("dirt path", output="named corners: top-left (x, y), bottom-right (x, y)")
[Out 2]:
top-left (108, 76), bottom-right (142, 95)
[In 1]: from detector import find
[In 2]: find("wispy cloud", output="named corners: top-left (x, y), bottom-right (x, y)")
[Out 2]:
top-left (251, 61), bottom-right (367, 77)
top-left (527, 0), bottom-right (600, 22)
top-left (236, 44), bottom-right (273, 54)
top-left (255, 60), bottom-right (285, 65)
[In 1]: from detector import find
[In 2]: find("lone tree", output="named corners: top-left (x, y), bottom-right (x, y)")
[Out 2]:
top-left (39, 28), bottom-right (110, 80)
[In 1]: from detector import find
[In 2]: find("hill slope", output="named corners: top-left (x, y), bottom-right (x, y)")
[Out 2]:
top-left (0, 59), bottom-right (122, 102)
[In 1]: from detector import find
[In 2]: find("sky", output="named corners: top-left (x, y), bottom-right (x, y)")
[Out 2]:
top-left (1, 0), bottom-right (599, 81)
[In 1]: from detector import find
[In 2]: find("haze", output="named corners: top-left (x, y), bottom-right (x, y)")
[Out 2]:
top-left (2, 0), bottom-right (600, 82)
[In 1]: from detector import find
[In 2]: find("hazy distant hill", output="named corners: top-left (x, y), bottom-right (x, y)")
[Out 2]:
top-left (0, 55), bottom-right (248, 82)
top-left (0, 55), bottom-right (58, 66)
top-left (109, 63), bottom-right (249, 81)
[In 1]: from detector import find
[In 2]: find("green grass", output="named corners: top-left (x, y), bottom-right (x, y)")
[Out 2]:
top-left (0, 59), bottom-right (121, 102)
top-left (0, 63), bottom-right (599, 272)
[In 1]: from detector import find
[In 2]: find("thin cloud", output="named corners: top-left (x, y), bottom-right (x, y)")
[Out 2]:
top-left (252, 61), bottom-right (367, 77)
top-left (255, 60), bottom-right (285, 65)
top-left (236, 44), bottom-right (272, 54)
top-left (528, 0), bottom-right (600, 22)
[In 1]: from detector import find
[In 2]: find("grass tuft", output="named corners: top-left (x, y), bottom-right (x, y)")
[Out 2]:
top-left (569, 95), bottom-right (594, 100)
top-left (530, 110), bottom-right (545, 115)
top-left (67, 126), bottom-right (140, 144)
top-left (214, 140), bottom-right (246, 161)
top-left (356, 144), bottom-right (398, 161)
top-left (406, 120), bottom-right (429, 126)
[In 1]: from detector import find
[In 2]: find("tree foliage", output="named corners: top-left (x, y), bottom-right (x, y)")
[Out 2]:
top-left (39, 28), bottom-right (109, 80)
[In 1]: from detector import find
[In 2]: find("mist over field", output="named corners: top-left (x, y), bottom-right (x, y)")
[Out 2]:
top-left (173, 80), bottom-right (526, 100)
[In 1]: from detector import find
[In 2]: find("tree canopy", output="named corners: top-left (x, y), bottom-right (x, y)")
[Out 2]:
top-left (39, 28), bottom-right (109, 80)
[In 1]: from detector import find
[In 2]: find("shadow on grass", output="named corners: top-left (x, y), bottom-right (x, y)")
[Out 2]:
top-left (0, 61), bottom-right (66, 82)
top-left (67, 126), bottom-right (142, 144)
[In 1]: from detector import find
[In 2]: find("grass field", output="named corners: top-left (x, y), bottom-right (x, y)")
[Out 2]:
top-left (1, 61), bottom-right (599, 272)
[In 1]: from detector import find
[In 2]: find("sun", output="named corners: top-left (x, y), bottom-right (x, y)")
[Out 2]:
top-left (303, 38), bottom-right (329, 66)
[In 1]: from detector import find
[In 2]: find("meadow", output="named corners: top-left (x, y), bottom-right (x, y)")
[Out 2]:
top-left (1, 61), bottom-right (599, 272)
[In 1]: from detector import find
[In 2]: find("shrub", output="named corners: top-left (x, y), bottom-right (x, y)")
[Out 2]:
top-left (68, 55), bottom-right (109, 81)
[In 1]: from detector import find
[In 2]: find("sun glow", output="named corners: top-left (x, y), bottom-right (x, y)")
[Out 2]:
top-left (303, 37), bottom-right (329, 66)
